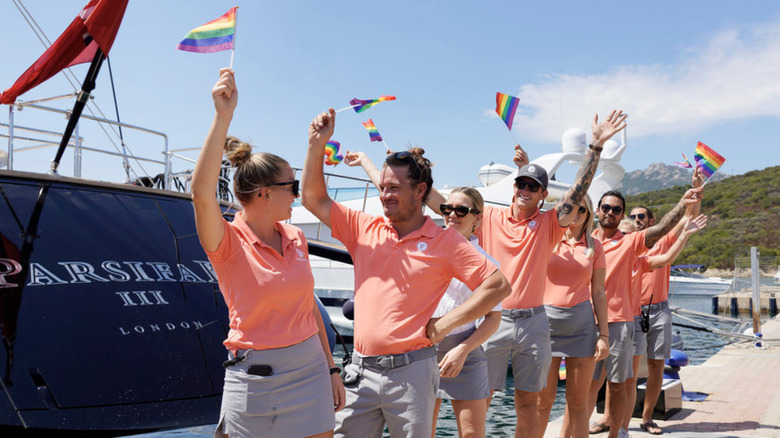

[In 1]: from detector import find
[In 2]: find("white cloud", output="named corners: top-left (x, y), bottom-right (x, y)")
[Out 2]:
top-left (506, 20), bottom-right (780, 143)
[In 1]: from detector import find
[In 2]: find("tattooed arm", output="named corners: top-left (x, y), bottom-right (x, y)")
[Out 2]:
top-left (556, 110), bottom-right (627, 226)
top-left (643, 187), bottom-right (703, 247)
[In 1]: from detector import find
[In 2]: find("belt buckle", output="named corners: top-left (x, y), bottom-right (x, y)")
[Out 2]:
top-left (376, 355), bottom-right (392, 369)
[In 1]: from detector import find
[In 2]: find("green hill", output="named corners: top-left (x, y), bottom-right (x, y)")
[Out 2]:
top-left (624, 165), bottom-right (780, 270)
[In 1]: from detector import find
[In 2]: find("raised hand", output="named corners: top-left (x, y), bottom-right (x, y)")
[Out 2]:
top-left (212, 68), bottom-right (237, 115)
top-left (681, 187), bottom-right (704, 206)
top-left (591, 109), bottom-right (627, 147)
top-left (683, 214), bottom-right (707, 236)
top-left (692, 166), bottom-right (705, 188)
top-left (344, 151), bottom-right (366, 167)
top-left (309, 108), bottom-right (336, 147)
top-left (513, 144), bottom-right (529, 168)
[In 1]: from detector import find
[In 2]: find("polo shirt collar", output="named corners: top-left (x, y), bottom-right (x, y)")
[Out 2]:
top-left (507, 206), bottom-right (541, 225)
top-left (383, 215), bottom-right (441, 240)
top-left (233, 211), bottom-right (298, 250)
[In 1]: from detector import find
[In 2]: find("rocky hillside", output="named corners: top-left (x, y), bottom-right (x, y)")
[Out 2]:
top-left (620, 162), bottom-right (730, 195)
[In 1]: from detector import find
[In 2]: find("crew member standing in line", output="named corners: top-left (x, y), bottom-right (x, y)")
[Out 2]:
top-left (302, 108), bottom-right (510, 438)
top-left (192, 68), bottom-right (345, 438)
top-left (425, 109), bottom-right (628, 438)
top-left (586, 186), bottom-right (702, 438)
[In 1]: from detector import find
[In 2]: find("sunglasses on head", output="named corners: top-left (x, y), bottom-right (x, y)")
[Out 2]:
top-left (386, 151), bottom-right (422, 175)
top-left (514, 179), bottom-right (542, 193)
top-left (629, 213), bottom-right (646, 220)
top-left (262, 179), bottom-right (299, 197)
top-left (599, 204), bottom-right (623, 215)
top-left (577, 206), bottom-right (587, 215)
top-left (440, 204), bottom-right (480, 218)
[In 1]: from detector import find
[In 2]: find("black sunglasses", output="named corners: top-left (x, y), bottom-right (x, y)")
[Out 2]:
top-left (599, 204), bottom-right (623, 215)
top-left (577, 206), bottom-right (587, 215)
top-left (629, 213), bottom-right (646, 220)
top-left (514, 179), bottom-right (541, 193)
top-left (262, 179), bottom-right (299, 197)
top-left (386, 151), bottom-right (422, 175)
top-left (440, 204), bottom-right (480, 218)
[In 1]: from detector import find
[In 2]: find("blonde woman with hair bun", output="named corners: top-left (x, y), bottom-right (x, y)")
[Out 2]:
top-left (191, 68), bottom-right (344, 438)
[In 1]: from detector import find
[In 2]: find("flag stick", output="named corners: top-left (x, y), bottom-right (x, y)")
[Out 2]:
top-left (335, 104), bottom-right (359, 113)
top-left (229, 6), bottom-right (238, 69)
top-left (382, 140), bottom-right (390, 151)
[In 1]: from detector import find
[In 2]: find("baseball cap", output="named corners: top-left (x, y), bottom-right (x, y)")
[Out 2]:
top-left (515, 164), bottom-right (548, 190)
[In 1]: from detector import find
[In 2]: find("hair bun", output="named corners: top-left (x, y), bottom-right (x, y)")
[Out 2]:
top-left (224, 136), bottom-right (252, 167)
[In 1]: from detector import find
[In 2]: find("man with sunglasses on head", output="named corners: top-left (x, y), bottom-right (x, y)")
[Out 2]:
top-left (302, 108), bottom-right (511, 438)
top-left (425, 110), bottom-right (627, 438)
top-left (587, 182), bottom-right (702, 438)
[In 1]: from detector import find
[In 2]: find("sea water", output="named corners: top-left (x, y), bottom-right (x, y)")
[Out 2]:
top-left (126, 283), bottom-right (757, 438)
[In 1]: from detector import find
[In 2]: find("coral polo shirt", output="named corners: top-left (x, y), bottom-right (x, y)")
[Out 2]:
top-left (593, 229), bottom-right (648, 323)
top-left (206, 212), bottom-right (318, 354)
top-left (640, 233), bottom-right (677, 306)
top-left (476, 206), bottom-right (566, 309)
top-left (544, 236), bottom-right (606, 308)
top-left (330, 201), bottom-right (496, 356)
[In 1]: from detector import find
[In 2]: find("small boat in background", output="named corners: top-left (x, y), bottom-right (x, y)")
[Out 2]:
top-left (669, 264), bottom-right (733, 296)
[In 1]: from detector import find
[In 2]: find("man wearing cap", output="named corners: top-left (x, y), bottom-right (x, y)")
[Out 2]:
top-left (427, 109), bottom-right (626, 438)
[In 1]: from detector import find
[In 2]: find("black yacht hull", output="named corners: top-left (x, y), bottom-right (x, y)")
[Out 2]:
top-left (0, 170), bottom-right (343, 436)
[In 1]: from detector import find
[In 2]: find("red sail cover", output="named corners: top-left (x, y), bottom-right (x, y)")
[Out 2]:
top-left (0, 0), bottom-right (129, 104)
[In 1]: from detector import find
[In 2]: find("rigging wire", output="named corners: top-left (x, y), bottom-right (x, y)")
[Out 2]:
top-left (11, 0), bottom-right (151, 182)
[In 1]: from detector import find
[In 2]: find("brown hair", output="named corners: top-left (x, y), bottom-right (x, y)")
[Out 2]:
top-left (384, 146), bottom-right (434, 202)
top-left (224, 136), bottom-right (290, 204)
top-left (449, 187), bottom-right (484, 213)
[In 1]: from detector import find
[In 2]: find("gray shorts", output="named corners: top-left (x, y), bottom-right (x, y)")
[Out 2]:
top-left (335, 346), bottom-right (438, 438)
top-left (436, 327), bottom-right (490, 400)
top-left (593, 321), bottom-right (634, 384)
top-left (633, 301), bottom-right (672, 359)
top-left (546, 300), bottom-right (598, 358)
top-left (215, 334), bottom-right (333, 438)
top-left (484, 306), bottom-right (552, 393)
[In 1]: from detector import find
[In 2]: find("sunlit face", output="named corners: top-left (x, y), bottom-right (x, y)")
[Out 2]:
top-left (571, 202), bottom-right (590, 227)
top-left (443, 192), bottom-right (481, 238)
top-left (629, 207), bottom-right (653, 231)
top-left (379, 165), bottom-right (424, 223)
top-left (513, 177), bottom-right (547, 212)
top-left (265, 165), bottom-right (297, 221)
top-left (597, 195), bottom-right (625, 230)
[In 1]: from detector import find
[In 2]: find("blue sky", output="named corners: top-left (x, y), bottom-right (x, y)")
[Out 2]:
top-left (2, 0), bottom-right (779, 188)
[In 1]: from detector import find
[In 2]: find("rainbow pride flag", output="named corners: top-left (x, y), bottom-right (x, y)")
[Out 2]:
top-left (495, 92), bottom-right (520, 130)
top-left (324, 141), bottom-right (344, 166)
top-left (350, 95), bottom-right (396, 113)
top-left (362, 119), bottom-right (383, 142)
top-left (694, 141), bottom-right (726, 179)
top-left (177, 7), bottom-right (237, 53)
top-left (673, 152), bottom-right (694, 169)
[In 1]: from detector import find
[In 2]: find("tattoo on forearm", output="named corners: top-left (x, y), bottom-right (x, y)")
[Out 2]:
top-left (558, 149), bottom-right (599, 219)
top-left (647, 202), bottom-right (685, 246)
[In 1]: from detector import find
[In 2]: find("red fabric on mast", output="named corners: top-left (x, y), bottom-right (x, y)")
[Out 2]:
top-left (0, 0), bottom-right (129, 105)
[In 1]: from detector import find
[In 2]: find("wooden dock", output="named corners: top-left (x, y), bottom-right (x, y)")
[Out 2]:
top-left (714, 286), bottom-right (780, 315)
top-left (544, 316), bottom-right (780, 437)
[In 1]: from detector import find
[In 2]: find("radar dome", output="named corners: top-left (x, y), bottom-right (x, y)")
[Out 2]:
top-left (561, 128), bottom-right (586, 153)
top-left (602, 139), bottom-right (622, 160)
top-left (478, 162), bottom-right (514, 187)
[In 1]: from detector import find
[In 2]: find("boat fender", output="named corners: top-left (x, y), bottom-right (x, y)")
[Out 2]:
top-left (315, 295), bottom-right (337, 352)
top-left (666, 349), bottom-right (689, 368)
top-left (342, 298), bottom-right (355, 321)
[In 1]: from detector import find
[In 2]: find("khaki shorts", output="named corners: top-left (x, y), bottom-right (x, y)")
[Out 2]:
top-left (484, 306), bottom-right (552, 393)
top-left (593, 321), bottom-right (634, 384)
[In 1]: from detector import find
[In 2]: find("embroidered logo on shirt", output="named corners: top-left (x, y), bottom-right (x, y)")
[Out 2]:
top-left (295, 248), bottom-right (305, 260)
top-left (612, 240), bottom-right (619, 247)
top-left (417, 242), bottom-right (428, 252)
top-left (528, 220), bottom-right (537, 229)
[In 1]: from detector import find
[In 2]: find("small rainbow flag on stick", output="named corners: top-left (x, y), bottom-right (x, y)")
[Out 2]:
top-left (362, 119), bottom-right (389, 150)
top-left (324, 141), bottom-right (344, 166)
top-left (673, 152), bottom-right (694, 169)
top-left (495, 92), bottom-right (520, 130)
top-left (362, 119), bottom-right (383, 142)
top-left (335, 95), bottom-right (396, 113)
top-left (177, 7), bottom-right (238, 66)
top-left (694, 141), bottom-right (726, 180)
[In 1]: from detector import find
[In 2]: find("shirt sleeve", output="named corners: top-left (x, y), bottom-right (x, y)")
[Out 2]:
top-left (329, 201), bottom-right (370, 253)
top-left (204, 219), bottom-right (239, 265)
